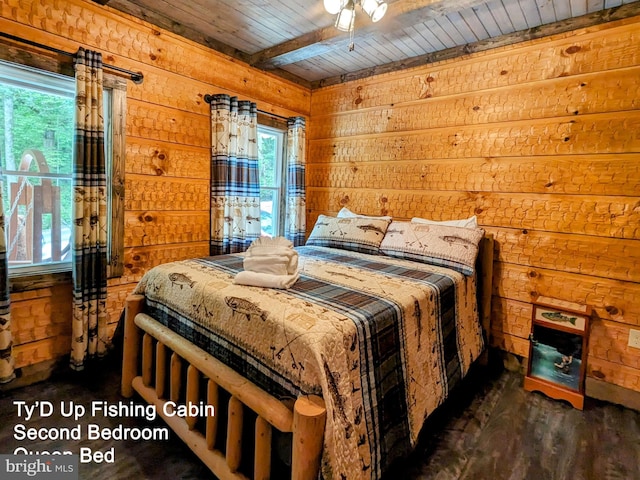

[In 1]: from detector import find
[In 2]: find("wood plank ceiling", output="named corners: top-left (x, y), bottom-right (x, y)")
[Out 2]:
top-left (99, 0), bottom-right (640, 88)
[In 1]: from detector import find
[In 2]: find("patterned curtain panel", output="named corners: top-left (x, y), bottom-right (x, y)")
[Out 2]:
top-left (70, 48), bottom-right (108, 371)
top-left (284, 117), bottom-right (307, 246)
top-left (0, 192), bottom-right (15, 384)
top-left (210, 94), bottom-right (261, 255)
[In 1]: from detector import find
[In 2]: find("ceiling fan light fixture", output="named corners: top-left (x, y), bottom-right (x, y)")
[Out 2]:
top-left (370, 1), bottom-right (388, 22)
top-left (361, 0), bottom-right (387, 22)
top-left (335, 1), bottom-right (356, 32)
top-left (324, 0), bottom-right (346, 15)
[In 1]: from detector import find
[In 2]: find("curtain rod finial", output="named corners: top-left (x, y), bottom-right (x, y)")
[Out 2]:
top-left (132, 72), bottom-right (144, 84)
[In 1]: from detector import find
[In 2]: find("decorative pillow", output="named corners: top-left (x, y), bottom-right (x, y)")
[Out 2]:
top-left (337, 207), bottom-right (392, 221)
top-left (411, 215), bottom-right (478, 229)
top-left (306, 215), bottom-right (391, 255)
top-left (380, 221), bottom-right (484, 275)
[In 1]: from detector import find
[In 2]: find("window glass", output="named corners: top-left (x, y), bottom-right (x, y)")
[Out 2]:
top-left (0, 61), bottom-right (74, 275)
top-left (257, 126), bottom-right (285, 237)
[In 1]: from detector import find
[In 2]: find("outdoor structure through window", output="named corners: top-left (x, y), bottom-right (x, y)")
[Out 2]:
top-left (0, 61), bottom-right (74, 275)
top-left (257, 124), bottom-right (286, 238)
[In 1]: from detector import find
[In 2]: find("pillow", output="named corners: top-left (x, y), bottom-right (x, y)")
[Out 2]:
top-left (411, 215), bottom-right (478, 229)
top-left (380, 221), bottom-right (484, 275)
top-left (306, 215), bottom-right (391, 255)
top-left (337, 207), bottom-right (392, 221)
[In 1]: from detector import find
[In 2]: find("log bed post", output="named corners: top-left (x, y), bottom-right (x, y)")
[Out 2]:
top-left (479, 234), bottom-right (494, 337)
top-left (121, 294), bottom-right (145, 398)
top-left (476, 234), bottom-right (494, 366)
top-left (291, 395), bottom-right (326, 480)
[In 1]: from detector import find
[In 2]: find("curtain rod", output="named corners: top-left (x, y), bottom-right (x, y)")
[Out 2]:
top-left (0, 31), bottom-right (144, 84)
top-left (203, 93), bottom-right (291, 121)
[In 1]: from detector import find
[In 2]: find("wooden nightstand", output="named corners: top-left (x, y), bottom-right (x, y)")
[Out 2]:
top-left (524, 296), bottom-right (591, 410)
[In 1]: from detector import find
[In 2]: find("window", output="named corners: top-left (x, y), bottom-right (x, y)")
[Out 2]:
top-left (257, 125), bottom-right (286, 237)
top-left (0, 59), bottom-right (125, 280)
top-left (0, 61), bottom-right (74, 275)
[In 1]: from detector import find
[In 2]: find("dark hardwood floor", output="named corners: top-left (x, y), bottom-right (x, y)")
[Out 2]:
top-left (1, 354), bottom-right (639, 480)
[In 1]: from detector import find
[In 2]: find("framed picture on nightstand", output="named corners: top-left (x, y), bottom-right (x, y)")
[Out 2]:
top-left (524, 296), bottom-right (591, 410)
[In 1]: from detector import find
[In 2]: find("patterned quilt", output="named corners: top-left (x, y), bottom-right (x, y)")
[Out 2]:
top-left (133, 246), bottom-right (484, 480)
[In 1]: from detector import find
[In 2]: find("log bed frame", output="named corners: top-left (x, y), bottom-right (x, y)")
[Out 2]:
top-left (121, 234), bottom-right (494, 480)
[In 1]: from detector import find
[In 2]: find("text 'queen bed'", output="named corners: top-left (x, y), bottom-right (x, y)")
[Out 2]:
top-left (121, 225), bottom-right (494, 480)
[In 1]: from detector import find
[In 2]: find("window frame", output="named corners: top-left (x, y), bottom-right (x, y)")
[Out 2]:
top-left (103, 75), bottom-right (126, 278)
top-left (0, 45), bottom-right (125, 290)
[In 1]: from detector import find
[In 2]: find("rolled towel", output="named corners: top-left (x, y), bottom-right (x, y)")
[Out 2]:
top-left (234, 271), bottom-right (299, 290)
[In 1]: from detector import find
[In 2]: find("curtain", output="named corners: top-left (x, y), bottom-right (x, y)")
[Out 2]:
top-left (210, 94), bottom-right (261, 255)
top-left (284, 117), bottom-right (306, 246)
top-left (0, 190), bottom-right (14, 384)
top-left (70, 48), bottom-right (108, 371)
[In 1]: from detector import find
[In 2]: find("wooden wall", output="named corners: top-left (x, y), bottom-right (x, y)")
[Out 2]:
top-left (1, 0), bottom-right (310, 374)
top-left (308, 17), bottom-right (640, 396)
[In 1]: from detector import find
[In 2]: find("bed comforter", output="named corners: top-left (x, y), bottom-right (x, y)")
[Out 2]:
top-left (132, 245), bottom-right (484, 479)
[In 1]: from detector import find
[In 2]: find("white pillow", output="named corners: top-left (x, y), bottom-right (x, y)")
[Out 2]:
top-left (337, 207), bottom-right (392, 221)
top-left (411, 215), bottom-right (478, 229)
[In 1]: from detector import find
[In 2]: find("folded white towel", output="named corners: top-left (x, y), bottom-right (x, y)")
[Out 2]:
top-left (247, 236), bottom-right (294, 253)
top-left (246, 244), bottom-right (294, 256)
top-left (234, 271), bottom-right (299, 290)
top-left (243, 254), bottom-right (299, 276)
top-left (244, 237), bottom-right (298, 275)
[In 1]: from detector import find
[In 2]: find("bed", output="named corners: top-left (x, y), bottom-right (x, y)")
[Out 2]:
top-left (121, 217), bottom-right (494, 480)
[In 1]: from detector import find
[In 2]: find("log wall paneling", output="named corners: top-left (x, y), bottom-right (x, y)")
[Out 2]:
top-left (125, 139), bottom-right (209, 178)
top-left (308, 16), bottom-right (640, 395)
top-left (309, 20), bottom-right (640, 113)
top-left (126, 100), bottom-right (210, 147)
top-left (589, 320), bottom-right (640, 371)
top-left (124, 211), bottom-right (210, 247)
top-left (490, 227), bottom-right (640, 283)
top-left (1, 0), bottom-right (310, 376)
top-left (309, 67), bottom-right (640, 139)
top-left (122, 243), bottom-right (211, 284)
top-left (309, 112), bottom-right (640, 161)
top-left (125, 174), bottom-right (210, 211)
top-left (493, 263), bottom-right (639, 325)
top-left (307, 154), bottom-right (640, 197)
top-left (9, 286), bottom-right (72, 369)
top-left (306, 190), bottom-right (640, 239)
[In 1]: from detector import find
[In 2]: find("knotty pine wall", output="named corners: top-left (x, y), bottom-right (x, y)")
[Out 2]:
top-left (308, 17), bottom-right (640, 397)
top-left (1, 0), bottom-right (310, 375)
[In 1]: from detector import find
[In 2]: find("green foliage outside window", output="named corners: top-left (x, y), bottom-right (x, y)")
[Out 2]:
top-left (0, 84), bottom-right (74, 232)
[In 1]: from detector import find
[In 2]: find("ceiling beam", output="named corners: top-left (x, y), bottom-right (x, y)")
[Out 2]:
top-left (250, 0), bottom-right (489, 69)
top-left (311, 2), bottom-right (640, 88)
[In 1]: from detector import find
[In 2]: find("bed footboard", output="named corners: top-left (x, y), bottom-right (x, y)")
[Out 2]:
top-left (121, 294), bottom-right (326, 480)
